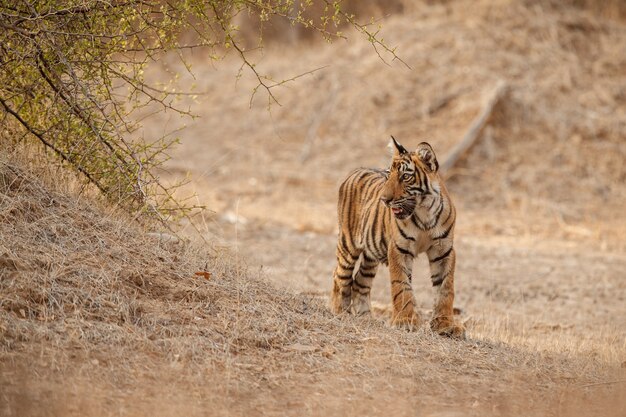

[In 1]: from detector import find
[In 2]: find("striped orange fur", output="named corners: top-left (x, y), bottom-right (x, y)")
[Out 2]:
top-left (330, 137), bottom-right (465, 337)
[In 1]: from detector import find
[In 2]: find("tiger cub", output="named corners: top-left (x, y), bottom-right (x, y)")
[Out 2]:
top-left (330, 137), bottom-right (465, 338)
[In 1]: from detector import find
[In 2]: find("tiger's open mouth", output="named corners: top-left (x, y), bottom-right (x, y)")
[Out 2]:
top-left (391, 206), bottom-right (411, 219)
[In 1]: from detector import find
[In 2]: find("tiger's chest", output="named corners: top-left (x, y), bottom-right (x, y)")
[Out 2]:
top-left (395, 218), bottom-right (433, 255)
top-left (359, 211), bottom-right (434, 265)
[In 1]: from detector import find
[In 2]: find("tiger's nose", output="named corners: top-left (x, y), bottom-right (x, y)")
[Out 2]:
top-left (380, 196), bottom-right (392, 206)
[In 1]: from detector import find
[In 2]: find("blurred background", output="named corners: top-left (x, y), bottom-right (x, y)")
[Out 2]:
top-left (2, 1), bottom-right (624, 414)
top-left (143, 0), bottom-right (625, 302)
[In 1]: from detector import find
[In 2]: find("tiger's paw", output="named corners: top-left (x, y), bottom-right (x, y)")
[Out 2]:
top-left (430, 317), bottom-right (466, 339)
top-left (350, 294), bottom-right (371, 316)
top-left (391, 313), bottom-right (422, 332)
top-left (329, 300), bottom-right (351, 315)
top-left (330, 290), bottom-right (351, 315)
top-left (351, 305), bottom-right (371, 316)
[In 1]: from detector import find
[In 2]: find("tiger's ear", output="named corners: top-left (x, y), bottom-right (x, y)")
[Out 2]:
top-left (416, 142), bottom-right (439, 172)
top-left (388, 135), bottom-right (408, 156)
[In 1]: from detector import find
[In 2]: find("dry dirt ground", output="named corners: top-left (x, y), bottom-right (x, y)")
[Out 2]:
top-left (164, 0), bottom-right (626, 367)
top-left (2, 0), bottom-right (626, 416)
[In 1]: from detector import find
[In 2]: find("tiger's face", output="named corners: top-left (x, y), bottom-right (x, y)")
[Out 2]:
top-left (380, 137), bottom-right (440, 220)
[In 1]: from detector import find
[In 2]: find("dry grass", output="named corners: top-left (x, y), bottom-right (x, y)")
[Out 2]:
top-left (1, 148), bottom-right (624, 416)
top-left (2, 0), bottom-right (626, 415)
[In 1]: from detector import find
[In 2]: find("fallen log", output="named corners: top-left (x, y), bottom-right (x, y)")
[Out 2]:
top-left (440, 80), bottom-right (508, 174)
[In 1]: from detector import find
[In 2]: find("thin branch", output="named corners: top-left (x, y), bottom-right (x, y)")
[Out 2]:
top-left (210, 2), bottom-right (280, 107)
top-left (0, 95), bottom-right (106, 194)
top-left (242, 0), bottom-right (347, 41)
top-left (322, 0), bottom-right (411, 69)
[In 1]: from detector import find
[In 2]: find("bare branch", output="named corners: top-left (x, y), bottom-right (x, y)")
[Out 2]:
top-left (0, 95), bottom-right (106, 194)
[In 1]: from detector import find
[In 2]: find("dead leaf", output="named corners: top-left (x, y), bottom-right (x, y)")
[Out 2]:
top-left (194, 271), bottom-right (211, 280)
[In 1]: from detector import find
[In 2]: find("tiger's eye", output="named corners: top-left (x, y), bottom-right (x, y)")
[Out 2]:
top-left (402, 173), bottom-right (412, 181)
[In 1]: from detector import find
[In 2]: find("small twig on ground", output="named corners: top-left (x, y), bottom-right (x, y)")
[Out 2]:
top-left (440, 80), bottom-right (508, 175)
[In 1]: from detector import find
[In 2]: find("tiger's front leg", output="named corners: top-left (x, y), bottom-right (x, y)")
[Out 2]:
top-left (350, 254), bottom-right (378, 316)
top-left (388, 243), bottom-right (421, 330)
top-left (427, 244), bottom-right (465, 338)
top-left (330, 239), bottom-right (360, 314)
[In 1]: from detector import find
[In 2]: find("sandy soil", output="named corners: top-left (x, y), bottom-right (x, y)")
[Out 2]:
top-left (154, 0), bottom-right (626, 356)
top-left (164, 0), bottom-right (626, 412)
top-left (149, 0), bottom-right (626, 413)
top-left (2, 1), bottom-right (626, 416)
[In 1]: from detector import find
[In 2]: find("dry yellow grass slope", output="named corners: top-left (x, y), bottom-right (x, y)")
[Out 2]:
top-left (0, 150), bottom-right (624, 416)
top-left (2, 0), bottom-right (626, 416)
